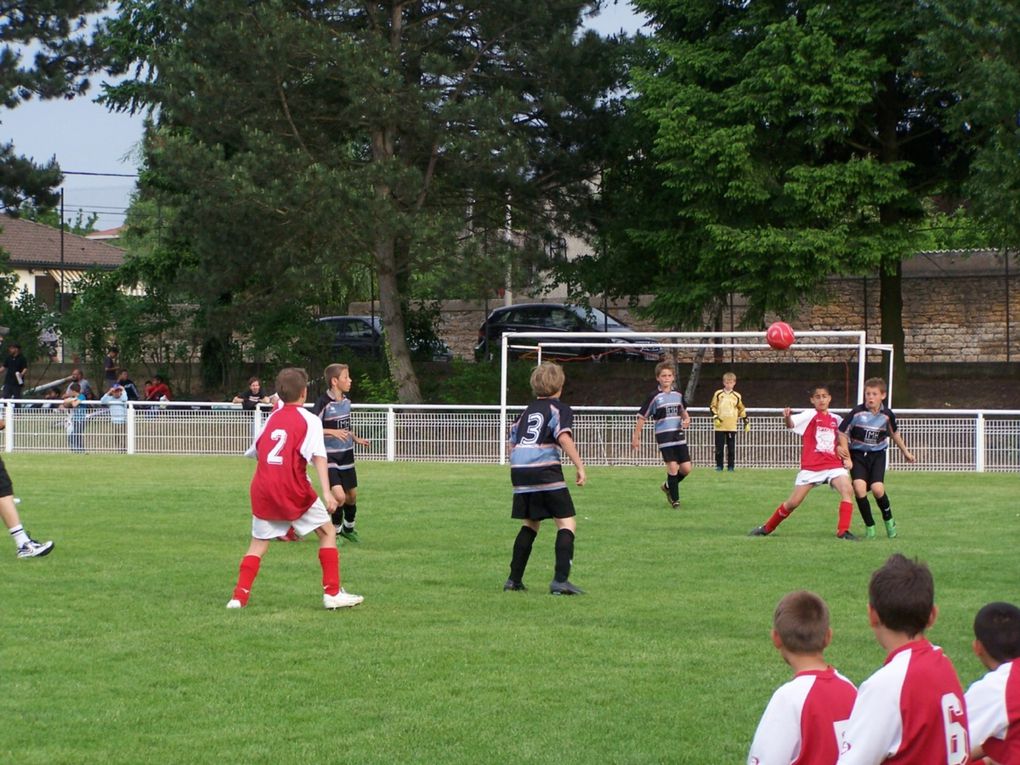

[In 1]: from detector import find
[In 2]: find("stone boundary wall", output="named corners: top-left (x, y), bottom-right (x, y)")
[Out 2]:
top-left (352, 253), bottom-right (1018, 363)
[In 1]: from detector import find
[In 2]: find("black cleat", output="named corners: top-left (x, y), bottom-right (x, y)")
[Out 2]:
top-left (503, 579), bottom-right (527, 591)
top-left (549, 580), bottom-right (585, 596)
top-left (748, 525), bottom-right (770, 537)
top-left (836, 530), bottom-right (860, 542)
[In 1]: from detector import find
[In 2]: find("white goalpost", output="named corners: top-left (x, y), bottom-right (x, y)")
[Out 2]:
top-left (497, 329), bottom-right (895, 464)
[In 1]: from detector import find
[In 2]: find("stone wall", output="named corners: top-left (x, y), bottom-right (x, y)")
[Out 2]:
top-left (352, 251), bottom-right (1019, 363)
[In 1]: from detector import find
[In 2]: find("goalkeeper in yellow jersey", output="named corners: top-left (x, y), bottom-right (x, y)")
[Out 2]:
top-left (709, 372), bottom-right (749, 471)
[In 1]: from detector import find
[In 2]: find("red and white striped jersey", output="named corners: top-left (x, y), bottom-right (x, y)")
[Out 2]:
top-left (748, 667), bottom-right (858, 765)
top-left (966, 659), bottom-right (1020, 765)
top-left (839, 639), bottom-right (969, 765)
top-left (246, 404), bottom-right (326, 521)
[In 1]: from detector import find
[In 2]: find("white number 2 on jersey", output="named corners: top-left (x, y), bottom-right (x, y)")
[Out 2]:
top-left (940, 692), bottom-right (968, 765)
top-left (267, 428), bottom-right (287, 465)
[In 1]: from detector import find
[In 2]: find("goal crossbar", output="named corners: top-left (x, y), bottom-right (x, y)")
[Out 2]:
top-left (497, 329), bottom-right (894, 464)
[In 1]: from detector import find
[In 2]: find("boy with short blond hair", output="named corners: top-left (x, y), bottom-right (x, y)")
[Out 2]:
top-left (632, 361), bottom-right (692, 508)
top-left (838, 554), bottom-right (969, 763)
top-left (748, 590), bottom-right (857, 764)
top-left (311, 363), bottom-right (370, 543)
top-left (506, 362), bottom-right (587, 595)
top-left (965, 601), bottom-right (1020, 764)
top-left (227, 367), bottom-right (362, 610)
top-left (710, 372), bottom-right (749, 471)
top-left (838, 377), bottom-right (915, 540)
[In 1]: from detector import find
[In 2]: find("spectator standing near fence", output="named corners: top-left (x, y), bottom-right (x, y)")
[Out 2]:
top-left (103, 346), bottom-right (121, 388)
top-left (60, 382), bottom-right (87, 452)
top-left (233, 377), bottom-right (271, 410)
top-left (100, 383), bottom-right (129, 451)
top-left (65, 369), bottom-right (95, 400)
top-left (0, 341), bottom-right (28, 399)
top-left (117, 370), bottom-right (141, 401)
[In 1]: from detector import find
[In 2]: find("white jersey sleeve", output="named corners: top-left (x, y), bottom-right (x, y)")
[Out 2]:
top-left (790, 409), bottom-right (814, 436)
top-left (748, 676), bottom-right (813, 764)
top-left (965, 663), bottom-right (1010, 750)
top-left (839, 652), bottom-right (909, 764)
top-left (297, 407), bottom-right (327, 462)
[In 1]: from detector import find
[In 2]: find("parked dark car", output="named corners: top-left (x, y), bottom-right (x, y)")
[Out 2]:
top-left (318, 316), bottom-right (453, 362)
top-left (474, 303), bottom-right (662, 361)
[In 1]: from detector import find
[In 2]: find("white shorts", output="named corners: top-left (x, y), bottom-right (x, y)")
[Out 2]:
top-left (794, 467), bottom-right (849, 487)
top-left (251, 498), bottom-right (330, 540)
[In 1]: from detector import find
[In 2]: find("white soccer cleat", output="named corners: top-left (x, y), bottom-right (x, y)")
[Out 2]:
top-left (16, 539), bottom-right (54, 559)
top-left (226, 599), bottom-right (243, 609)
top-left (324, 589), bottom-right (364, 610)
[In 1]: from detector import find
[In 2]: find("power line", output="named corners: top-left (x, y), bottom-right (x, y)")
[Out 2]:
top-left (63, 170), bottom-right (139, 178)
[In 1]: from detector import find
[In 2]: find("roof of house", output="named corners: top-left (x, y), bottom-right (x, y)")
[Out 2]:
top-left (85, 226), bottom-right (126, 241)
top-left (0, 214), bottom-right (125, 270)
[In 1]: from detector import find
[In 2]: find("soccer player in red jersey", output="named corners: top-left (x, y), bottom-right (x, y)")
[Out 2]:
top-left (838, 554), bottom-right (969, 764)
top-left (749, 384), bottom-right (858, 540)
top-left (227, 367), bottom-right (363, 611)
top-left (966, 601), bottom-right (1020, 764)
top-left (748, 590), bottom-right (857, 765)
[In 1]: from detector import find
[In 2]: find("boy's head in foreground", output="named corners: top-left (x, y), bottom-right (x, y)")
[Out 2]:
top-left (868, 553), bottom-right (936, 638)
top-left (772, 590), bottom-right (832, 661)
top-left (722, 372), bottom-right (736, 390)
top-left (972, 601), bottom-right (1020, 669)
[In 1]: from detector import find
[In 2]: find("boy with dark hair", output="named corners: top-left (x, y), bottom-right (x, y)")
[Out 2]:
top-left (227, 367), bottom-right (362, 610)
top-left (311, 363), bottom-right (370, 543)
top-left (748, 590), bottom-right (857, 765)
top-left (749, 384), bottom-right (858, 540)
top-left (710, 372), bottom-right (749, 472)
top-left (965, 601), bottom-right (1020, 764)
top-left (631, 360), bottom-right (692, 509)
top-left (838, 553), bottom-right (969, 763)
top-left (838, 377), bottom-right (915, 540)
top-left (505, 362), bottom-right (587, 595)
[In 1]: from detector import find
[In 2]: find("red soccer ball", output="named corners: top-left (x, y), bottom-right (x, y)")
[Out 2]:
top-left (766, 321), bottom-right (796, 350)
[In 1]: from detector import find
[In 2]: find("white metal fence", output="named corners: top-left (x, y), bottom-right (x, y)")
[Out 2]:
top-left (3, 400), bottom-right (1018, 473)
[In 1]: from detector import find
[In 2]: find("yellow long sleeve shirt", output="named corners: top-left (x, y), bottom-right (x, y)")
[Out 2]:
top-left (709, 389), bottom-right (747, 431)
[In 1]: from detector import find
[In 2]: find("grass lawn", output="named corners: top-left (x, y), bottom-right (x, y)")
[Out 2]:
top-left (1, 455), bottom-right (1016, 764)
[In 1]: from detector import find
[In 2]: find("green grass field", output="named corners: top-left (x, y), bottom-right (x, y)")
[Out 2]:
top-left (1, 456), bottom-right (1016, 764)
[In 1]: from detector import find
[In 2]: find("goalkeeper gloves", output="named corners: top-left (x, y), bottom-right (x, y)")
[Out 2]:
top-left (744, 419), bottom-right (751, 433)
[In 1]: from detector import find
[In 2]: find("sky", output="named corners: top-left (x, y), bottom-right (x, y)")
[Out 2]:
top-left (1, 2), bottom-right (646, 232)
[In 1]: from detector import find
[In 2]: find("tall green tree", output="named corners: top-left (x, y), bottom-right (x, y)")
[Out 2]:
top-left (101, 0), bottom-right (622, 402)
top-left (1, 1), bottom-right (109, 213)
top-left (581, 0), bottom-right (976, 401)
top-left (925, 0), bottom-right (1020, 250)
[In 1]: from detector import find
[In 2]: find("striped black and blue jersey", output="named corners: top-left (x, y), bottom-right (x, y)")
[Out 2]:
top-left (638, 388), bottom-right (688, 448)
top-left (509, 397), bottom-right (573, 494)
top-left (311, 391), bottom-right (355, 468)
top-left (838, 404), bottom-right (899, 453)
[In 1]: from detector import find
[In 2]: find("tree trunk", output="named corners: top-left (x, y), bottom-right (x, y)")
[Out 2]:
top-left (879, 255), bottom-right (913, 406)
top-left (374, 232), bottom-right (422, 403)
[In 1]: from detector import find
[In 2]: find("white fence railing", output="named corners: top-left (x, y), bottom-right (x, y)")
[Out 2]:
top-left (3, 400), bottom-right (1018, 473)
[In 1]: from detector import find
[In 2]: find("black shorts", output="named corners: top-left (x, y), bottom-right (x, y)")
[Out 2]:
top-left (850, 451), bottom-right (887, 487)
top-left (660, 445), bottom-right (691, 465)
top-left (511, 488), bottom-right (575, 521)
top-left (0, 457), bottom-right (12, 497)
top-left (328, 466), bottom-right (358, 492)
